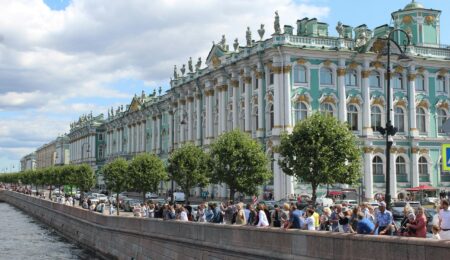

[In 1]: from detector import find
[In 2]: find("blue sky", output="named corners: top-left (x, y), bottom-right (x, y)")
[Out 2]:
top-left (0, 0), bottom-right (448, 172)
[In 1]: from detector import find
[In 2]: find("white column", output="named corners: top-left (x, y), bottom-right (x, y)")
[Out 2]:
top-left (195, 94), bottom-right (202, 145)
top-left (282, 65), bottom-right (293, 132)
top-left (142, 122), bottom-right (146, 152)
top-left (257, 69), bottom-right (264, 137)
top-left (411, 148), bottom-right (419, 187)
top-left (244, 69), bottom-right (251, 133)
top-left (217, 86), bottom-right (223, 134)
top-left (273, 152), bottom-right (285, 201)
top-left (187, 97), bottom-right (194, 141)
top-left (408, 67), bottom-right (418, 137)
top-left (231, 77), bottom-right (239, 130)
top-left (390, 152), bottom-right (397, 199)
top-left (363, 149), bottom-right (373, 200)
top-left (156, 115), bottom-right (161, 153)
top-left (168, 111), bottom-right (174, 151)
top-left (220, 85), bottom-right (227, 134)
top-left (206, 88), bottom-right (214, 143)
top-left (272, 64), bottom-right (282, 136)
top-left (179, 100), bottom-right (186, 145)
top-left (362, 64), bottom-right (372, 136)
top-left (337, 59), bottom-right (347, 122)
top-left (152, 118), bottom-right (157, 152)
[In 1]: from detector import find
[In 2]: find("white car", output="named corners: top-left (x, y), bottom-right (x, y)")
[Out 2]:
top-left (96, 194), bottom-right (108, 203)
top-left (173, 192), bottom-right (185, 202)
top-left (145, 192), bottom-right (158, 199)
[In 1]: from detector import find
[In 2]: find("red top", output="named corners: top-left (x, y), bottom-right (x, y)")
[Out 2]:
top-left (409, 214), bottom-right (427, 238)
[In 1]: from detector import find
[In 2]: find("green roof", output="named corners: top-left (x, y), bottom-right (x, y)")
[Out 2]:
top-left (404, 1), bottom-right (424, 10)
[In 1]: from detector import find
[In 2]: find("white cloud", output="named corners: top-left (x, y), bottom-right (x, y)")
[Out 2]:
top-left (0, 0), bottom-right (330, 166)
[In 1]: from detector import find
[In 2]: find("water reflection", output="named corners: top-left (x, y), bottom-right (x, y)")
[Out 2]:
top-left (0, 203), bottom-right (101, 260)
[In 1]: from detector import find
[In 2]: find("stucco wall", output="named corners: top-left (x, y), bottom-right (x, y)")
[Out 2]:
top-left (1, 190), bottom-right (449, 260)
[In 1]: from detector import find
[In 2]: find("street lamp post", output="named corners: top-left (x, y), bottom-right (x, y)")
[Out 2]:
top-left (377, 29), bottom-right (412, 209)
top-left (169, 108), bottom-right (187, 204)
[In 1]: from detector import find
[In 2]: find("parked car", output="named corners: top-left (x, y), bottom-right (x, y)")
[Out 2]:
top-left (145, 192), bottom-right (158, 199)
top-left (96, 194), bottom-right (108, 203)
top-left (122, 198), bottom-right (142, 212)
top-left (424, 208), bottom-right (438, 233)
top-left (148, 198), bottom-right (166, 205)
top-left (316, 197), bottom-right (334, 207)
top-left (173, 192), bottom-right (185, 202)
top-left (74, 191), bottom-right (81, 200)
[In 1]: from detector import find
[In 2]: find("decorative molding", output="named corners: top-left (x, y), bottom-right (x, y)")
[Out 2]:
top-left (179, 99), bottom-right (186, 105)
top-left (417, 99), bottom-right (429, 109)
top-left (372, 40), bottom-right (385, 54)
top-left (348, 96), bottom-right (361, 105)
top-left (363, 147), bottom-right (373, 153)
top-left (419, 148), bottom-right (429, 155)
top-left (211, 56), bottom-right (221, 68)
top-left (283, 65), bottom-right (292, 73)
top-left (361, 70), bottom-right (371, 78)
top-left (394, 66), bottom-right (404, 74)
top-left (337, 68), bottom-right (346, 77)
top-left (323, 60), bottom-right (332, 67)
top-left (395, 99), bottom-right (407, 108)
top-left (411, 147), bottom-right (419, 154)
top-left (373, 147), bottom-right (384, 154)
top-left (371, 61), bottom-right (384, 69)
top-left (425, 15), bottom-right (435, 25)
top-left (296, 58), bottom-right (307, 65)
top-left (397, 147), bottom-right (407, 154)
top-left (295, 94), bottom-right (310, 104)
top-left (437, 101), bottom-right (449, 110)
top-left (230, 80), bottom-right (239, 87)
top-left (372, 97), bottom-right (385, 107)
top-left (244, 76), bottom-right (252, 84)
top-left (438, 68), bottom-right (448, 76)
top-left (187, 96), bottom-right (194, 102)
top-left (417, 67), bottom-right (426, 74)
top-left (403, 15), bottom-right (413, 24)
top-left (272, 66), bottom-right (282, 74)
top-left (321, 95), bottom-right (336, 105)
top-left (348, 62), bottom-right (359, 70)
top-left (407, 73), bottom-right (416, 81)
top-left (255, 71), bottom-right (264, 79)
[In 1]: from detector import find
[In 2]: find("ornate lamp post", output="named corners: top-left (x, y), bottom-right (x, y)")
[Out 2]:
top-left (169, 108), bottom-right (187, 204)
top-left (377, 29), bottom-right (412, 209)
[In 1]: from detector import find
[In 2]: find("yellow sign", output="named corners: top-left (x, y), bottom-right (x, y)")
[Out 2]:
top-left (442, 144), bottom-right (450, 171)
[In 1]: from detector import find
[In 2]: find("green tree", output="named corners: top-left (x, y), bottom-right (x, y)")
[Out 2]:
top-left (168, 143), bottom-right (210, 203)
top-left (73, 164), bottom-right (95, 201)
top-left (101, 158), bottom-right (129, 215)
top-left (278, 113), bottom-right (361, 203)
top-left (128, 153), bottom-right (167, 203)
top-left (209, 129), bottom-right (271, 201)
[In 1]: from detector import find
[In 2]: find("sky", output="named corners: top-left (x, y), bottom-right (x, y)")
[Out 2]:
top-left (0, 0), bottom-right (449, 172)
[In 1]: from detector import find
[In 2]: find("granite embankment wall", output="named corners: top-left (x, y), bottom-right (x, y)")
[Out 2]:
top-left (0, 190), bottom-right (449, 260)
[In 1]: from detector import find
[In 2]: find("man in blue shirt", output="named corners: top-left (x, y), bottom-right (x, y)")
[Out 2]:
top-left (284, 205), bottom-right (304, 229)
top-left (357, 213), bottom-right (375, 234)
top-left (372, 201), bottom-right (393, 235)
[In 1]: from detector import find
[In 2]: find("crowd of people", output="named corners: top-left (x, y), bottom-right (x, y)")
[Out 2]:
top-left (2, 184), bottom-right (450, 241)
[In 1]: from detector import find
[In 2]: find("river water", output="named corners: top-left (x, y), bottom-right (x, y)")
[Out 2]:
top-left (0, 202), bottom-right (100, 260)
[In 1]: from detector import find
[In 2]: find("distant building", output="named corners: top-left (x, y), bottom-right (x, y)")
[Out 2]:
top-left (55, 135), bottom-right (70, 166)
top-left (35, 140), bottom-right (56, 169)
top-left (20, 153), bottom-right (36, 171)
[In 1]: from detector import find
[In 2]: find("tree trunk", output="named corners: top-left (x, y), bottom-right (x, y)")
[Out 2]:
top-left (311, 184), bottom-right (317, 206)
top-left (229, 188), bottom-right (235, 202)
top-left (184, 188), bottom-right (190, 204)
top-left (116, 193), bottom-right (120, 216)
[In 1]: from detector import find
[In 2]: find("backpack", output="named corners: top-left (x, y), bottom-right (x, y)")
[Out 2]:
top-left (273, 210), bottom-right (281, 227)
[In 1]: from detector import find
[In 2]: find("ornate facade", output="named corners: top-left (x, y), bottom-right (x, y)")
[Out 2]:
top-left (26, 1), bottom-right (450, 200)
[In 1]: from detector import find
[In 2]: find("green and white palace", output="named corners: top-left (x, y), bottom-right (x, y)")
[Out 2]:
top-left (56, 1), bottom-right (450, 200)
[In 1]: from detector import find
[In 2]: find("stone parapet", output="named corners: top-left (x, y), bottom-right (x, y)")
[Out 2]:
top-left (0, 190), bottom-right (449, 260)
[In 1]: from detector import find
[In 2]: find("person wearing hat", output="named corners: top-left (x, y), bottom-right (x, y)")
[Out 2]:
top-left (371, 201), bottom-right (393, 235)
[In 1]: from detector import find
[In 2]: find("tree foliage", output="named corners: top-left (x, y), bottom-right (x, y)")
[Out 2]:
top-left (209, 129), bottom-right (271, 201)
top-left (168, 143), bottom-right (210, 202)
top-left (278, 113), bottom-right (361, 202)
top-left (101, 158), bottom-right (129, 215)
top-left (128, 153), bottom-right (167, 202)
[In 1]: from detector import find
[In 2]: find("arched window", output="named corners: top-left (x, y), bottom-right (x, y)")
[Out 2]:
top-left (437, 108), bottom-right (448, 134)
top-left (293, 65), bottom-right (307, 83)
top-left (295, 102), bottom-right (308, 122)
top-left (418, 157), bottom-right (428, 176)
top-left (320, 103), bottom-right (334, 117)
top-left (416, 107), bottom-right (426, 133)
top-left (393, 73), bottom-right (403, 89)
top-left (415, 75), bottom-right (425, 91)
top-left (437, 75), bottom-right (447, 92)
top-left (394, 107), bottom-right (405, 133)
top-left (345, 70), bottom-right (357, 86)
top-left (370, 71), bottom-right (381, 88)
top-left (347, 104), bottom-right (358, 131)
top-left (372, 156), bottom-right (383, 175)
top-left (371, 106), bottom-right (382, 131)
top-left (269, 104), bottom-right (274, 129)
top-left (320, 68), bottom-right (333, 85)
top-left (396, 156), bottom-right (406, 175)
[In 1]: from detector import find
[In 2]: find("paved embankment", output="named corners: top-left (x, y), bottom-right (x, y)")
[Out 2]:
top-left (0, 190), bottom-right (449, 260)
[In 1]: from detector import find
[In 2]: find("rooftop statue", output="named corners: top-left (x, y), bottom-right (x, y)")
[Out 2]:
top-left (181, 64), bottom-right (186, 76)
top-left (188, 57), bottom-right (193, 73)
top-left (336, 21), bottom-right (344, 38)
top-left (220, 34), bottom-right (228, 51)
top-left (274, 11), bottom-right (281, 34)
top-left (173, 65), bottom-right (178, 79)
top-left (120, 105), bottom-right (123, 111)
top-left (258, 24), bottom-right (265, 40)
top-left (195, 57), bottom-right (202, 72)
top-left (246, 27), bottom-right (252, 46)
top-left (158, 86), bottom-right (162, 96)
top-left (233, 38), bottom-right (239, 51)
top-left (356, 29), bottom-right (369, 48)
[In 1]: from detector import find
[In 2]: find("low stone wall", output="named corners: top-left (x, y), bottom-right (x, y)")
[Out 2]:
top-left (0, 190), bottom-right (449, 260)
